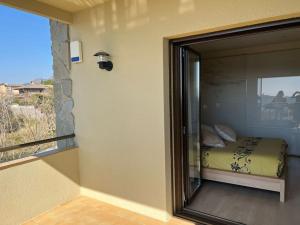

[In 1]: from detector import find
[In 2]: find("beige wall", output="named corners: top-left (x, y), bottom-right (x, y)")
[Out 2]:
top-left (0, 149), bottom-right (80, 225)
top-left (70, 0), bottom-right (300, 221)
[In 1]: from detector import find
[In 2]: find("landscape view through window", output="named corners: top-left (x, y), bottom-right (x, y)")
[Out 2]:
top-left (0, 6), bottom-right (55, 162)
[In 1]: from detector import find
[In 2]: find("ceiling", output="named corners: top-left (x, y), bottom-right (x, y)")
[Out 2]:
top-left (190, 27), bottom-right (300, 54)
top-left (1, 0), bottom-right (113, 23)
top-left (36, 0), bottom-right (109, 12)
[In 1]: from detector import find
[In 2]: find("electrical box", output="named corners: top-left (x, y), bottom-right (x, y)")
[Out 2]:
top-left (70, 41), bottom-right (82, 63)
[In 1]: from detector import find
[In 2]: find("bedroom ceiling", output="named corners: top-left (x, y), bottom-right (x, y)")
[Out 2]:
top-left (190, 27), bottom-right (300, 54)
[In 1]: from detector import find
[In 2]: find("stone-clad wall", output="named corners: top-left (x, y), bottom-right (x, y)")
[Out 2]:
top-left (50, 20), bottom-right (75, 148)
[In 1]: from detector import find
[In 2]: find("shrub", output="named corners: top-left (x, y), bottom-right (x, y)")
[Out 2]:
top-left (0, 91), bottom-right (56, 162)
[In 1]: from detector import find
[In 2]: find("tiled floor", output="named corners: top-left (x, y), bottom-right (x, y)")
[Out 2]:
top-left (22, 196), bottom-right (194, 225)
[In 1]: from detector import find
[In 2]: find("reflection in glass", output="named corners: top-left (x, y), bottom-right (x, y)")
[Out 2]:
top-left (201, 74), bottom-right (300, 155)
top-left (185, 50), bottom-right (201, 198)
top-left (257, 76), bottom-right (300, 127)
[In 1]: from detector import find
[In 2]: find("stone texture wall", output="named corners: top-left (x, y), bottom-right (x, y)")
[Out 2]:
top-left (50, 20), bottom-right (75, 148)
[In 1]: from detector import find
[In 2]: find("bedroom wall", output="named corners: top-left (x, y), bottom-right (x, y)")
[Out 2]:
top-left (69, 0), bottom-right (300, 221)
top-left (201, 46), bottom-right (300, 155)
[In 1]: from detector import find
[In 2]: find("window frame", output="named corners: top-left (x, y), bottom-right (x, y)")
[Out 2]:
top-left (0, 20), bottom-right (75, 164)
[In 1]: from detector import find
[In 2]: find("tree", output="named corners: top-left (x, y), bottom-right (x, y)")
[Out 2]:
top-left (42, 79), bottom-right (53, 85)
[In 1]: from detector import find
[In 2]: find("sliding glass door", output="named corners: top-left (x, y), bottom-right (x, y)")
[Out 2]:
top-left (182, 48), bottom-right (202, 203)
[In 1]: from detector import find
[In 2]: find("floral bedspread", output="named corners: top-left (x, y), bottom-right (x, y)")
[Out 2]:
top-left (201, 137), bottom-right (287, 177)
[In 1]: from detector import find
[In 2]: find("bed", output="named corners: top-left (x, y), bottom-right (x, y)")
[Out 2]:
top-left (200, 137), bottom-right (287, 202)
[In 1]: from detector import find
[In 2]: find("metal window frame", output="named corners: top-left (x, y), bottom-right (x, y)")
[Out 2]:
top-left (0, 134), bottom-right (75, 153)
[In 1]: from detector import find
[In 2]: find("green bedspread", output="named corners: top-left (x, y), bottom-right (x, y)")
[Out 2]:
top-left (201, 137), bottom-right (287, 178)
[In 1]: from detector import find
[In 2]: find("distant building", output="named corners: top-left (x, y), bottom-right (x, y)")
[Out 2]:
top-left (7, 84), bottom-right (22, 95)
top-left (0, 80), bottom-right (52, 97)
top-left (14, 84), bottom-right (48, 95)
top-left (0, 84), bottom-right (23, 96)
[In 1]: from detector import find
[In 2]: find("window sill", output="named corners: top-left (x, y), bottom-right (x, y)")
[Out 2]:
top-left (0, 146), bottom-right (77, 171)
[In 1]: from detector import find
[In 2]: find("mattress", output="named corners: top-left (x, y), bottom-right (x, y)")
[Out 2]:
top-left (201, 137), bottom-right (287, 178)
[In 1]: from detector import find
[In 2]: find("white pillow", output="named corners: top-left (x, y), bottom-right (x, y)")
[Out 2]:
top-left (201, 125), bottom-right (225, 148)
top-left (214, 124), bottom-right (237, 142)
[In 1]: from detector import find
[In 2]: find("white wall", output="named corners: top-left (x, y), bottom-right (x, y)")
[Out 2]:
top-left (69, 0), bottom-right (300, 221)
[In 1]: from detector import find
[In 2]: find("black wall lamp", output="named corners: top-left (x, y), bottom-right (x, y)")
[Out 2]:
top-left (94, 51), bottom-right (113, 71)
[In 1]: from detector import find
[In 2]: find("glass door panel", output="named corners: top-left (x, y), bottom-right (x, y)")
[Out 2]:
top-left (182, 48), bottom-right (201, 202)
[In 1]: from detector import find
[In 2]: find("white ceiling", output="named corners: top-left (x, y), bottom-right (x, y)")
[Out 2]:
top-left (190, 27), bottom-right (300, 54)
top-left (36, 0), bottom-right (109, 12)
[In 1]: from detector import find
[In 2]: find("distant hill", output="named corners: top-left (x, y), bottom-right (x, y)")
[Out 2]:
top-left (28, 77), bottom-right (53, 86)
top-left (31, 78), bottom-right (44, 84)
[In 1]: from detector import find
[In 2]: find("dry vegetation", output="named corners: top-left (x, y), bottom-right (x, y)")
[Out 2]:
top-left (0, 89), bottom-right (56, 162)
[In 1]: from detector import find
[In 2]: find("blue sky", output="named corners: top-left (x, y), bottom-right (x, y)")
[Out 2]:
top-left (0, 5), bottom-right (53, 84)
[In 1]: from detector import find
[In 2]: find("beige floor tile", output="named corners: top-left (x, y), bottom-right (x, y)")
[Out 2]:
top-left (21, 220), bottom-right (38, 225)
top-left (22, 196), bottom-right (195, 225)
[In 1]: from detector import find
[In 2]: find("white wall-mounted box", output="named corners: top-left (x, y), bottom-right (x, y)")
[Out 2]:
top-left (70, 41), bottom-right (82, 63)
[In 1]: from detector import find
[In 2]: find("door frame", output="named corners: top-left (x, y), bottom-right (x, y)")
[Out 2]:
top-left (169, 17), bottom-right (300, 225)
